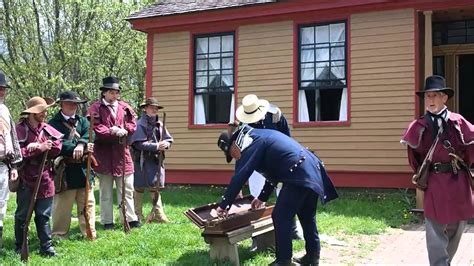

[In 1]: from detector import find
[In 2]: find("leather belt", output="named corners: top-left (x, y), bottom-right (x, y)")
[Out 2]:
top-left (430, 162), bottom-right (453, 173)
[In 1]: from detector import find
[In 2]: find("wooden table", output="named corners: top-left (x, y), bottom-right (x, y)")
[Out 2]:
top-left (202, 217), bottom-right (275, 265)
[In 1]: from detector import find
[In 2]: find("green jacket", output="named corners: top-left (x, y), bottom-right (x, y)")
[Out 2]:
top-left (48, 111), bottom-right (95, 190)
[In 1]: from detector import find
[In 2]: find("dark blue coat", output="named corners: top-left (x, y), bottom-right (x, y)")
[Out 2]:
top-left (248, 104), bottom-right (291, 137)
top-left (219, 126), bottom-right (338, 210)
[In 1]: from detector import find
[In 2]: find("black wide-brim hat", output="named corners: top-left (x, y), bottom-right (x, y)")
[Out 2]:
top-left (0, 70), bottom-right (10, 88)
top-left (100, 76), bottom-right (121, 91)
top-left (56, 91), bottom-right (87, 104)
top-left (416, 75), bottom-right (454, 99)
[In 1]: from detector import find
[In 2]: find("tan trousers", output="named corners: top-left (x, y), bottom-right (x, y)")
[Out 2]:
top-left (134, 190), bottom-right (169, 223)
top-left (52, 188), bottom-right (96, 238)
top-left (98, 173), bottom-right (137, 224)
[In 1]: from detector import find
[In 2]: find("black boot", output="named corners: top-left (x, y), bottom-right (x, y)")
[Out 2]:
top-left (293, 253), bottom-right (319, 266)
top-left (268, 259), bottom-right (295, 266)
top-left (14, 220), bottom-right (25, 253)
top-left (128, 220), bottom-right (141, 228)
top-left (103, 223), bottom-right (114, 230)
top-left (35, 216), bottom-right (56, 257)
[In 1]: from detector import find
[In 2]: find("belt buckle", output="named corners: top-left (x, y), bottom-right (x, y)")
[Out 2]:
top-left (433, 162), bottom-right (441, 173)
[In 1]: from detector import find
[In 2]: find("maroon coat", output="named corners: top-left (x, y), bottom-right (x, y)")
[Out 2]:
top-left (87, 99), bottom-right (137, 177)
top-left (401, 111), bottom-right (474, 224)
top-left (16, 119), bottom-right (62, 199)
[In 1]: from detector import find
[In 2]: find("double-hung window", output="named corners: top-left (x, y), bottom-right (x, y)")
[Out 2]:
top-left (298, 22), bottom-right (348, 122)
top-left (193, 33), bottom-right (235, 125)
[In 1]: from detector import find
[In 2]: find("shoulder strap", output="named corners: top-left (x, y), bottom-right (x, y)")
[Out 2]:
top-left (61, 121), bottom-right (80, 140)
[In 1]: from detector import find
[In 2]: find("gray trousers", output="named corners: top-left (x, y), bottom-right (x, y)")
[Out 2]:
top-left (425, 217), bottom-right (466, 266)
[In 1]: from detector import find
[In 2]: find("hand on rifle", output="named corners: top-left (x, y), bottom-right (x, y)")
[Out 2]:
top-left (9, 168), bottom-right (18, 181)
top-left (26, 142), bottom-right (40, 152)
top-left (38, 140), bottom-right (53, 152)
top-left (87, 142), bottom-right (94, 153)
top-left (73, 143), bottom-right (85, 160)
top-left (157, 141), bottom-right (170, 151)
top-left (116, 128), bottom-right (128, 137)
top-left (110, 126), bottom-right (120, 135)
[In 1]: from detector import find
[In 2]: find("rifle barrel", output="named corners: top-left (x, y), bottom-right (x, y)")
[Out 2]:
top-left (21, 146), bottom-right (50, 262)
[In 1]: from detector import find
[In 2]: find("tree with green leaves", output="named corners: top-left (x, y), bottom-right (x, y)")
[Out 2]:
top-left (0, 0), bottom-right (154, 118)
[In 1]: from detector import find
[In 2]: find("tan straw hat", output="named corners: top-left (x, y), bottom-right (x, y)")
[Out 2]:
top-left (235, 94), bottom-right (269, 124)
top-left (21, 96), bottom-right (55, 115)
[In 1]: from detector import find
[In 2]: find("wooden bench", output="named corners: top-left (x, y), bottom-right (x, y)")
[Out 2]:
top-left (202, 217), bottom-right (275, 265)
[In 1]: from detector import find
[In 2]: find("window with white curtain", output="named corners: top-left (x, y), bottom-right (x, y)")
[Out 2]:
top-left (193, 33), bottom-right (235, 125)
top-left (298, 22), bottom-right (347, 122)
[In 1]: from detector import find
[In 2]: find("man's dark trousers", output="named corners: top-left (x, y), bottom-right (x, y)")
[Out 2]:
top-left (272, 183), bottom-right (320, 261)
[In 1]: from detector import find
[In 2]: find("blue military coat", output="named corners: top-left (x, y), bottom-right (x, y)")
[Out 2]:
top-left (130, 114), bottom-right (173, 188)
top-left (219, 126), bottom-right (338, 210)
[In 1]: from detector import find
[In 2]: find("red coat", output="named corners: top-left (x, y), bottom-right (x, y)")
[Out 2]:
top-left (401, 111), bottom-right (474, 224)
top-left (16, 120), bottom-right (62, 199)
top-left (87, 100), bottom-right (137, 177)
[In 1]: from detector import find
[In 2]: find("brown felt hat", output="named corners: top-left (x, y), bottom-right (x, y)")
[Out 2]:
top-left (140, 97), bottom-right (163, 109)
top-left (21, 96), bottom-right (55, 115)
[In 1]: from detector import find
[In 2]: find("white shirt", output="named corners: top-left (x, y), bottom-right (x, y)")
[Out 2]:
top-left (102, 98), bottom-right (118, 118)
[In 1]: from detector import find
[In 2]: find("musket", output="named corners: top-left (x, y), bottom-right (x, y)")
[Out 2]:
top-left (120, 136), bottom-right (131, 233)
top-left (412, 132), bottom-right (440, 190)
top-left (21, 139), bottom-right (51, 262)
top-left (83, 115), bottom-right (95, 240)
top-left (146, 112), bottom-right (166, 223)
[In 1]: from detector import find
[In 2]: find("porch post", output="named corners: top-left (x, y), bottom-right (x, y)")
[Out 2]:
top-left (424, 11), bottom-right (433, 77)
top-left (417, 10), bottom-right (433, 209)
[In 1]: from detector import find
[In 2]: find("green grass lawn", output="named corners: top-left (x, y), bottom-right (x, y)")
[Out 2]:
top-left (0, 185), bottom-right (416, 265)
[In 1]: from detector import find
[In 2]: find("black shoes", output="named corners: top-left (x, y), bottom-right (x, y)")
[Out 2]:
top-left (293, 253), bottom-right (319, 266)
top-left (128, 221), bottom-right (141, 228)
top-left (104, 223), bottom-right (115, 230)
top-left (104, 221), bottom-right (141, 230)
top-left (39, 246), bottom-right (57, 257)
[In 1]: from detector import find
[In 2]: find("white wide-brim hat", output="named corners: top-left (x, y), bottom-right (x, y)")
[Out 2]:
top-left (235, 94), bottom-right (269, 124)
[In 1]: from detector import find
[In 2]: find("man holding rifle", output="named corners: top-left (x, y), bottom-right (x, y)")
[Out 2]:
top-left (14, 96), bottom-right (62, 257)
top-left (401, 75), bottom-right (474, 265)
top-left (130, 97), bottom-right (173, 223)
top-left (49, 91), bottom-right (96, 240)
top-left (87, 76), bottom-right (140, 231)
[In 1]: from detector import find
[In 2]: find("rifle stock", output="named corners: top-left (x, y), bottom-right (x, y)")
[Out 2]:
top-left (21, 145), bottom-right (50, 262)
top-left (412, 134), bottom-right (440, 190)
top-left (146, 113), bottom-right (166, 223)
top-left (83, 115), bottom-right (95, 240)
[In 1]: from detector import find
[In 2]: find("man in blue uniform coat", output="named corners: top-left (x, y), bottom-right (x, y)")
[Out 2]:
top-left (234, 94), bottom-right (303, 242)
top-left (216, 125), bottom-right (338, 266)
